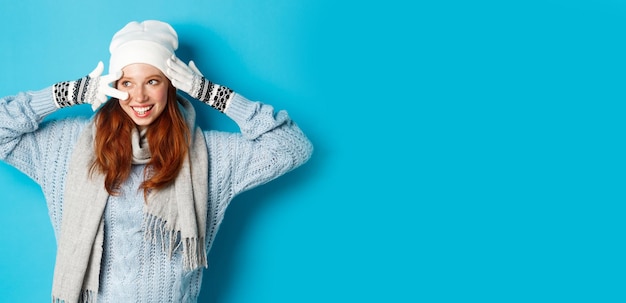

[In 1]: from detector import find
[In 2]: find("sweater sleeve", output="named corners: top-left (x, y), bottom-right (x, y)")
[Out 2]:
top-left (0, 87), bottom-right (80, 183)
top-left (206, 93), bottom-right (313, 197)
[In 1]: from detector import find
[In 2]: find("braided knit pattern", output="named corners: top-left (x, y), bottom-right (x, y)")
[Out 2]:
top-left (98, 165), bottom-right (203, 302)
top-left (0, 87), bottom-right (313, 302)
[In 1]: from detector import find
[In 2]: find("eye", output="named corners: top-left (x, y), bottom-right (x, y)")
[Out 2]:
top-left (148, 79), bottom-right (159, 85)
top-left (120, 81), bottom-right (131, 87)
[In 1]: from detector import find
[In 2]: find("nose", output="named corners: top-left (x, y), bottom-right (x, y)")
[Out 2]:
top-left (131, 85), bottom-right (149, 102)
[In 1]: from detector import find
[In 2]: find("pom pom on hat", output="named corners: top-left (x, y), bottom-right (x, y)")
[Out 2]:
top-left (109, 20), bottom-right (178, 76)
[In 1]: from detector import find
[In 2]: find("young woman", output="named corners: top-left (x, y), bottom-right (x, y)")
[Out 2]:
top-left (0, 20), bottom-right (313, 302)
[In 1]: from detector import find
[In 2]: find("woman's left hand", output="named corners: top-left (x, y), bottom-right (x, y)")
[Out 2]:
top-left (166, 56), bottom-right (233, 112)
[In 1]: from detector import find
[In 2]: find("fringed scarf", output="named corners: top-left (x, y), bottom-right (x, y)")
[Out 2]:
top-left (51, 96), bottom-right (208, 303)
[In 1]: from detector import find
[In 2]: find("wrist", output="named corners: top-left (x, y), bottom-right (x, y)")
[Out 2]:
top-left (196, 78), bottom-right (234, 113)
top-left (53, 76), bottom-right (91, 108)
top-left (31, 87), bottom-right (59, 118)
top-left (223, 93), bottom-right (253, 122)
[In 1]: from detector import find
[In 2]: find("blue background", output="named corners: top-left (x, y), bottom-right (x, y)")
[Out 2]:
top-left (1, 0), bottom-right (625, 302)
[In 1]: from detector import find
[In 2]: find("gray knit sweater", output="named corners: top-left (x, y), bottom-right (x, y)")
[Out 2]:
top-left (0, 87), bottom-right (313, 302)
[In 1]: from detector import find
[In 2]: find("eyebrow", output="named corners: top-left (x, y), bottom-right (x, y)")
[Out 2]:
top-left (120, 74), bottom-right (165, 80)
top-left (146, 74), bottom-right (165, 79)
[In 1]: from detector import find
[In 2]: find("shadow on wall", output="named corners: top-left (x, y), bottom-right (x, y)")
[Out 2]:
top-left (172, 22), bottom-right (235, 133)
top-left (198, 155), bottom-right (320, 302)
top-left (172, 22), bottom-right (281, 133)
top-left (172, 22), bottom-right (323, 303)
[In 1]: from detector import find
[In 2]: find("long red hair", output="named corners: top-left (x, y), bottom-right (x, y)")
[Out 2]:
top-left (91, 82), bottom-right (190, 199)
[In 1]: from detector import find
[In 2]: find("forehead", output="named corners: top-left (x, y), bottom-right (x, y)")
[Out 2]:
top-left (121, 63), bottom-right (165, 78)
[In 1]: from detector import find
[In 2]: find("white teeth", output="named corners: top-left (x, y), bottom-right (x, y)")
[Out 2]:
top-left (132, 106), bottom-right (153, 115)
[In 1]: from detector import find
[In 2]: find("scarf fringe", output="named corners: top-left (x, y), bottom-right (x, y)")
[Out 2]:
top-left (53, 97), bottom-right (209, 302)
top-left (183, 236), bottom-right (208, 271)
top-left (52, 289), bottom-right (96, 303)
top-left (143, 214), bottom-right (207, 271)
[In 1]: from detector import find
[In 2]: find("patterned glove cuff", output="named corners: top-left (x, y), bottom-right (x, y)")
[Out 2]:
top-left (193, 76), bottom-right (234, 113)
top-left (52, 76), bottom-right (91, 108)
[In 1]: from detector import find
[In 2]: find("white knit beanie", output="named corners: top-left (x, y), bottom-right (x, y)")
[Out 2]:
top-left (109, 20), bottom-right (178, 76)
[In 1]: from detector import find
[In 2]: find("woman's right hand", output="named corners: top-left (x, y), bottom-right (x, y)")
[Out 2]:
top-left (52, 61), bottom-right (129, 111)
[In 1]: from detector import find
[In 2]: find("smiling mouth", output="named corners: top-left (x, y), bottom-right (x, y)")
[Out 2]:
top-left (132, 105), bottom-right (154, 115)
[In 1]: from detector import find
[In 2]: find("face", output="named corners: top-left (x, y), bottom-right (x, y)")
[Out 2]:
top-left (117, 63), bottom-right (170, 130)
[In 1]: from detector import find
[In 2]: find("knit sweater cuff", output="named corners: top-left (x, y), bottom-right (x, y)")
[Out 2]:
top-left (224, 93), bottom-right (257, 125)
top-left (29, 87), bottom-right (59, 119)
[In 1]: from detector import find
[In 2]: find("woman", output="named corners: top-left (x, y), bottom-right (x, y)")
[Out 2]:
top-left (0, 20), bottom-right (313, 302)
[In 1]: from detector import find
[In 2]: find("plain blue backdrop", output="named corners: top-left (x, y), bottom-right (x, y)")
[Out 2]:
top-left (1, 0), bottom-right (625, 302)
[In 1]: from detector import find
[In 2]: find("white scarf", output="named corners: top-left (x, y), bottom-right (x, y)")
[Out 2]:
top-left (51, 96), bottom-right (208, 303)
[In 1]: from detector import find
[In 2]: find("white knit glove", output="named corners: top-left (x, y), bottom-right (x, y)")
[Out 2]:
top-left (166, 56), bottom-right (233, 112)
top-left (52, 61), bottom-right (129, 111)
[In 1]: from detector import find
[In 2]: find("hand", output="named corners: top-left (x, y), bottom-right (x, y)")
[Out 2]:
top-left (166, 56), bottom-right (233, 112)
top-left (52, 61), bottom-right (129, 111)
top-left (165, 55), bottom-right (203, 97)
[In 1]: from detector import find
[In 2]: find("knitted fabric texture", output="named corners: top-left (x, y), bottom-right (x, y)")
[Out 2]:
top-left (99, 165), bottom-right (204, 302)
top-left (0, 87), bottom-right (313, 302)
top-left (51, 96), bottom-right (209, 303)
top-left (52, 76), bottom-right (91, 108)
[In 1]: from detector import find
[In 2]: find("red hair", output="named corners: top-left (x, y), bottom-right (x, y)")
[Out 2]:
top-left (91, 82), bottom-right (190, 200)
